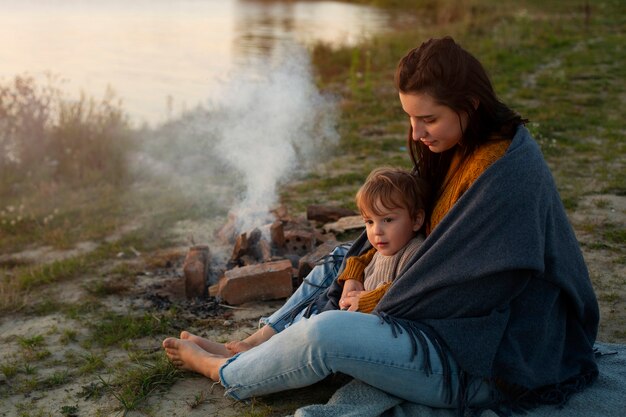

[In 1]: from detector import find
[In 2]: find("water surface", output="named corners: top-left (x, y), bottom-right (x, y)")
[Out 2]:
top-left (0, 0), bottom-right (392, 126)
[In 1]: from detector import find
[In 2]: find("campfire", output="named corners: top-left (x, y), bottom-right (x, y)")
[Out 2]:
top-left (182, 204), bottom-right (362, 305)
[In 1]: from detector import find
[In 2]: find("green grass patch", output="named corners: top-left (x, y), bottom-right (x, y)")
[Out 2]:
top-left (60, 405), bottom-right (79, 417)
top-left (88, 312), bottom-right (174, 347)
top-left (598, 291), bottom-right (621, 304)
top-left (18, 334), bottom-right (45, 349)
top-left (84, 276), bottom-right (135, 297)
top-left (1, 363), bottom-right (18, 378)
top-left (99, 354), bottom-right (181, 413)
top-left (604, 226), bottom-right (626, 245)
top-left (59, 329), bottom-right (78, 345)
top-left (40, 370), bottom-right (71, 389)
top-left (79, 352), bottom-right (107, 375)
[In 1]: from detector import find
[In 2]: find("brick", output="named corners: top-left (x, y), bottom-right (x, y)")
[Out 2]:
top-left (229, 228), bottom-right (271, 267)
top-left (322, 215), bottom-right (365, 234)
top-left (270, 220), bottom-right (285, 248)
top-left (183, 245), bottom-right (210, 299)
top-left (307, 205), bottom-right (356, 223)
top-left (257, 238), bottom-right (272, 262)
top-left (284, 230), bottom-right (314, 256)
top-left (216, 259), bottom-right (293, 305)
top-left (297, 240), bottom-right (340, 286)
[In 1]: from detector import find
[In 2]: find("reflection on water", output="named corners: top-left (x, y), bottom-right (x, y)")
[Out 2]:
top-left (233, 0), bottom-right (388, 60)
top-left (0, 0), bottom-right (391, 126)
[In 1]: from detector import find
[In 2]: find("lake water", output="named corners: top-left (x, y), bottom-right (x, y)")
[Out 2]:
top-left (0, 0), bottom-right (393, 126)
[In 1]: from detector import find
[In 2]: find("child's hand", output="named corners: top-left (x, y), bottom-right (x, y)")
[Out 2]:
top-left (340, 279), bottom-right (363, 310)
top-left (340, 279), bottom-right (364, 310)
top-left (225, 340), bottom-right (253, 354)
top-left (341, 290), bottom-right (365, 311)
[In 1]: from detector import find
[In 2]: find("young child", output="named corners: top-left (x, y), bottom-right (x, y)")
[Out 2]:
top-left (338, 166), bottom-right (428, 313)
top-left (167, 166), bottom-right (429, 357)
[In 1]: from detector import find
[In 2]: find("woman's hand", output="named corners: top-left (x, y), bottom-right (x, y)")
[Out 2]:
top-left (340, 279), bottom-right (364, 311)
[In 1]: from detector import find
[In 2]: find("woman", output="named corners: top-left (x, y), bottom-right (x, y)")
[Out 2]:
top-left (163, 37), bottom-right (599, 414)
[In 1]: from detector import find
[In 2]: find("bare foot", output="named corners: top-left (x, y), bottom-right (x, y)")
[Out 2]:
top-left (225, 340), bottom-right (253, 354)
top-left (180, 331), bottom-right (232, 357)
top-left (163, 337), bottom-right (227, 381)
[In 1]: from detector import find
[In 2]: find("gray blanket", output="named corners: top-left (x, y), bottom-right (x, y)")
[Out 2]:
top-left (310, 126), bottom-right (599, 405)
top-left (288, 342), bottom-right (625, 417)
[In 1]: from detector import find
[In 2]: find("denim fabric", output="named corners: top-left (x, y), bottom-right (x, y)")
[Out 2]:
top-left (260, 244), bottom-right (350, 332)
top-left (219, 311), bottom-right (492, 407)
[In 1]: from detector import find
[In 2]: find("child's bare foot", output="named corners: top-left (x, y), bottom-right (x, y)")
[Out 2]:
top-left (180, 331), bottom-right (233, 357)
top-left (225, 340), bottom-right (253, 354)
top-left (163, 337), bottom-right (227, 381)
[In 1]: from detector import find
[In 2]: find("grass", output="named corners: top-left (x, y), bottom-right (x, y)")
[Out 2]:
top-left (1, 363), bottom-right (18, 378)
top-left (99, 354), bottom-right (182, 413)
top-left (87, 312), bottom-right (175, 347)
top-left (59, 329), bottom-right (78, 345)
top-left (78, 352), bottom-right (106, 375)
top-left (18, 334), bottom-right (45, 349)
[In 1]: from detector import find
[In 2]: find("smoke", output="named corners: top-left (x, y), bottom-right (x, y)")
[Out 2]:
top-left (135, 45), bottom-right (339, 235)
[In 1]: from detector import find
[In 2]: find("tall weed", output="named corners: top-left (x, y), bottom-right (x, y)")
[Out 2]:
top-left (0, 76), bottom-right (132, 196)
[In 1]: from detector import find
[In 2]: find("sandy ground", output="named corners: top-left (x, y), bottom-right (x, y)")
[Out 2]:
top-left (569, 194), bottom-right (626, 343)
top-left (1, 196), bottom-right (624, 416)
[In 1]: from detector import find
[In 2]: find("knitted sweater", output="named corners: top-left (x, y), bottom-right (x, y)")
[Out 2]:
top-left (428, 138), bottom-right (511, 234)
top-left (337, 236), bottom-right (424, 313)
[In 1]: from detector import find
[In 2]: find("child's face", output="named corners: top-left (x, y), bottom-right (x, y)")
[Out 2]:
top-left (362, 203), bottom-right (424, 256)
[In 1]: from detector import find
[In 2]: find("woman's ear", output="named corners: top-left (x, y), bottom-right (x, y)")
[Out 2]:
top-left (412, 209), bottom-right (425, 232)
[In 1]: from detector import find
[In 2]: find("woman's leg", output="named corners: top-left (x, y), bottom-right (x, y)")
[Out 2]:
top-left (218, 311), bottom-right (493, 408)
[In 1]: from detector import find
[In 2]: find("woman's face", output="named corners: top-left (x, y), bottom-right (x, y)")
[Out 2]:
top-left (399, 92), bottom-right (468, 153)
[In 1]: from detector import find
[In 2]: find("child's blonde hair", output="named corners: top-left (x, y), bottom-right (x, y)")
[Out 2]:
top-left (356, 167), bottom-right (429, 221)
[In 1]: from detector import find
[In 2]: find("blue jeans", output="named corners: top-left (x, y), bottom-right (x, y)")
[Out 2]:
top-left (259, 243), bottom-right (350, 332)
top-left (218, 245), bottom-right (493, 407)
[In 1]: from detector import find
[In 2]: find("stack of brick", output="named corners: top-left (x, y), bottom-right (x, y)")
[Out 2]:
top-left (183, 204), bottom-right (357, 305)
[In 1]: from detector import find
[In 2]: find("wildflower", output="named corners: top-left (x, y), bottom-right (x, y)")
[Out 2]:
top-left (7, 205), bottom-right (15, 212)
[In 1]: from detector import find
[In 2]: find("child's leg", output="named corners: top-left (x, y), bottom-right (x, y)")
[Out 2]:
top-left (260, 243), bottom-right (350, 333)
top-left (179, 243), bottom-right (349, 353)
top-left (227, 243), bottom-right (348, 351)
top-left (180, 331), bottom-right (232, 356)
top-left (163, 337), bottom-right (226, 380)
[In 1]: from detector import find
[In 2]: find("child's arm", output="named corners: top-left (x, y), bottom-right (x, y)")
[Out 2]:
top-left (355, 283), bottom-right (391, 313)
top-left (336, 247), bottom-right (376, 309)
top-left (336, 248), bottom-right (376, 283)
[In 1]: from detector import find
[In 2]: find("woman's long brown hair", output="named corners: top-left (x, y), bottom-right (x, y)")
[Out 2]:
top-left (395, 37), bottom-right (526, 206)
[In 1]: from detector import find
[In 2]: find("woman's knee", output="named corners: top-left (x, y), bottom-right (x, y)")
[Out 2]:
top-left (294, 311), bottom-right (373, 351)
